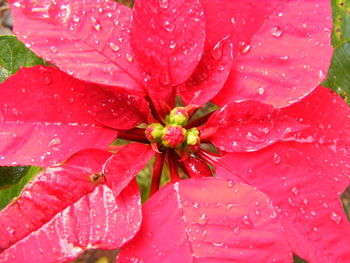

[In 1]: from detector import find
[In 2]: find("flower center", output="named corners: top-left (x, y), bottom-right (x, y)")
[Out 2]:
top-left (145, 107), bottom-right (200, 149)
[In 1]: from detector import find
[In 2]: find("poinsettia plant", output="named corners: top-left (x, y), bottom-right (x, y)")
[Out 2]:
top-left (0, 0), bottom-right (349, 262)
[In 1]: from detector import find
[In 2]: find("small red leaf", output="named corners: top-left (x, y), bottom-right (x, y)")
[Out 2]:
top-left (0, 149), bottom-right (143, 263)
top-left (201, 100), bottom-right (303, 152)
top-left (131, 0), bottom-right (205, 101)
top-left (11, 0), bottom-right (144, 91)
top-left (118, 178), bottom-right (292, 263)
top-left (178, 37), bottom-right (234, 106)
top-left (104, 143), bottom-right (154, 196)
top-left (213, 0), bottom-right (332, 108)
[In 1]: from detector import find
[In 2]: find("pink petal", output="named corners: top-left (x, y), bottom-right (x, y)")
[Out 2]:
top-left (118, 178), bottom-right (292, 263)
top-left (200, 0), bottom-right (282, 49)
top-left (217, 141), bottom-right (350, 263)
top-left (201, 100), bottom-right (303, 152)
top-left (178, 37), bottom-right (234, 106)
top-left (0, 149), bottom-right (142, 263)
top-left (0, 66), bottom-right (118, 166)
top-left (213, 0), bottom-right (332, 108)
top-left (131, 0), bottom-right (206, 101)
top-left (10, 0), bottom-right (144, 91)
top-left (104, 143), bottom-right (154, 196)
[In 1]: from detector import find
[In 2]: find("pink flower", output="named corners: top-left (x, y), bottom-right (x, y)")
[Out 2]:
top-left (0, 0), bottom-right (347, 263)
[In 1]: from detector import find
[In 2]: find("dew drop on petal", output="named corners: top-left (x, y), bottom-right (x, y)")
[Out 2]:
top-left (72, 15), bottom-right (80, 23)
top-left (163, 21), bottom-right (175, 32)
top-left (159, 0), bottom-right (169, 9)
top-left (272, 153), bottom-right (281, 164)
top-left (198, 213), bottom-right (208, 225)
top-left (242, 215), bottom-right (251, 225)
top-left (50, 46), bottom-right (58, 53)
top-left (330, 212), bottom-right (342, 224)
top-left (125, 53), bottom-right (134, 62)
top-left (109, 42), bottom-right (120, 51)
top-left (41, 72), bottom-right (52, 85)
top-left (271, 26), bottom-right (283, 38)
top-left (210, 42), bottom-right (223, 60)
top-left (212, 242), bottom-right (224, 247)
top-left (258, 87), bottom-right (265, 95)
top-left (169, 41), bottom-right (177, 49)
top-left (239, 42), bottom-right (251, 54)
top-left (93, 23), bottom-right (101, 31)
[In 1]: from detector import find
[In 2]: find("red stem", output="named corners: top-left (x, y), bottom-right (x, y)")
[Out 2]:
top-left (150, 153), bottom-right (165, 196)
top-left (167, 151), bottom-right (180, 182)
top-left (172, 152), bottom-right (188, 175)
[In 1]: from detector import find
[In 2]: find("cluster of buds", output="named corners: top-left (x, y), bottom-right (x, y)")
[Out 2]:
top-left (145, 107), bottom-right (200, 149)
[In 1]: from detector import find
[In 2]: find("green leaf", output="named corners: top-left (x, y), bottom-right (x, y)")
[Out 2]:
top-left (0, 166), bottom-right (40, 210)
top-left (0, 166), bottom-right (30, 188)
top-left (293, 254), bottom-right (308, 263)
top-left (323, 0), bottom-right (350, 103)
top-left (0, 35), bottom-right (45, 83)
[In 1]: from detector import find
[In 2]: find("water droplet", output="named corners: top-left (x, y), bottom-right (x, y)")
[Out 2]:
top-left (159, 0), bottom-right (169, 9)
top-left (48, 138), bottom-right (62, 150)
top-left (271, 26), bottom-right (283, 38)
top-left (163, 21), bottom-right (175, 32)
top-left (227, 180), bottom-right (234, 188)
top-left (273, 153), bottom-right (281, 164)
top-left (226, 204), bottom-right (235, 210)
top-left (93, 23), bottom-right (101, 31)
top-left (262, 127), bottom-right (270, 134)
top-left (169, 41), bottom-right (177, 49)
top-left (310, 211), bottom-right (317, 216)
top-left (13, 2), bottom-right (21, 7)
top-left (245, 132), bottom-right (264, 143)
top-left (330, 212), bottom-right (342, 224)
top-left (72, 15), bottom-right (80, 23)
top-left (239, 42), bottom-right (250, 54)
top-left (212, 242), bottom-right (224, 247)
top-left (288, 197), bottom-right (296, 207)
top-left (109, 42), bottom-right (120, 51)
top-left (125, 53), bottom-right (134, 62)
top-left (193, 202), bottom-right (199, 208)
top-left (258, 87), bottom-right (265, 95)
top-left (12, 108), bottom-right (19, 116)
top-left (198, 213), bottom-right (208, 225)
top-left (242, 215), bottom-right (251, 225)
top-left (50, 46), bottom-right (58, 53)
top-left (210, 42), bottom-right (223, 60)
top-left (42, 72), bottom-right (52, 85)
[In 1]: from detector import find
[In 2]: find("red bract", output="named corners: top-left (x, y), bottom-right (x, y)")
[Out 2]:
top-left (0, 0), bottom-right (345, 262)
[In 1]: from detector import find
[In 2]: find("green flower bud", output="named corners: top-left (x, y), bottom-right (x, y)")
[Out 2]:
top-left (145, 123), bottom-right (164, 143)
top-left (186, 128), bottom-right (200, 146)
top-left (167, 107), bottom-right (189, 126)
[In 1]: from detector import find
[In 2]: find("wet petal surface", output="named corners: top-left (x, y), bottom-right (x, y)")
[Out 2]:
top-left (118, 178), bottom-right (292, 263)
